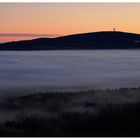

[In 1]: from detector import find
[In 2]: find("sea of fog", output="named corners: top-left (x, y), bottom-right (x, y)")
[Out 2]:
top-left (0, 50), bottom-right (140, 95)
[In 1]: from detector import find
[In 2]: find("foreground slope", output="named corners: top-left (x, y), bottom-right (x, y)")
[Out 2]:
top-left (0, 87), bottom-right (140, 136)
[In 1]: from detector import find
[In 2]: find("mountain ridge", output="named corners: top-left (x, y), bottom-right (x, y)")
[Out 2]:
top-left (0, 31), bottom-right (140, 50)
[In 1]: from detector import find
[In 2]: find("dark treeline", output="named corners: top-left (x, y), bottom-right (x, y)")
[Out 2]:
top-left (0, 87), bottom-right (140, 136)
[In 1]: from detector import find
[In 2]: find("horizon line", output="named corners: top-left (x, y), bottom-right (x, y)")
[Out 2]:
top-left (0, 33), bottom-right (61, 38)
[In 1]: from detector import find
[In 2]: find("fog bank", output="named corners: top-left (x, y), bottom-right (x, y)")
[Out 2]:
top-left (0, 50), bottom-right (140, 95)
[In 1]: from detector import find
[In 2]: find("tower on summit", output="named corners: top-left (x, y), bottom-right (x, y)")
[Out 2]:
top-left (113, 28), bottom-right (116, 32)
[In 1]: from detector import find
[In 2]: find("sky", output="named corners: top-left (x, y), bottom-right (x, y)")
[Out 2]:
top-left (0, 3), bottom-right (140, 42)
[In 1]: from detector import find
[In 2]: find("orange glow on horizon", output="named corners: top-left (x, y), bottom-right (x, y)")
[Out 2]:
top-left (0, 34), bottom-right (61, 42)
top-left (0, 37), bottom-right (37, 42)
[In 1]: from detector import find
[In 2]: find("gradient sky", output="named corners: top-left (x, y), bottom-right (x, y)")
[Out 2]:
top-left (0, 3), bottom-right (140, 42)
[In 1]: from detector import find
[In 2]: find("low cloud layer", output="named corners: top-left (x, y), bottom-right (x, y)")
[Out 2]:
top-left (0, 50), bottom-right (140, 95)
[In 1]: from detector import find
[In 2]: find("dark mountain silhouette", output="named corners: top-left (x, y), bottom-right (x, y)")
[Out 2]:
top-left (0, 31), bottom-right (140, 50)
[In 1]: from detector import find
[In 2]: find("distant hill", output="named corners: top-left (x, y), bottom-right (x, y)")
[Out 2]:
top-left (0, 31), bottom-right (140, 50)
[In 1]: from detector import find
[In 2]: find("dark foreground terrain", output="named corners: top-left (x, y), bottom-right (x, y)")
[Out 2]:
top-left (0, 87), bottom-right (140, 136)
